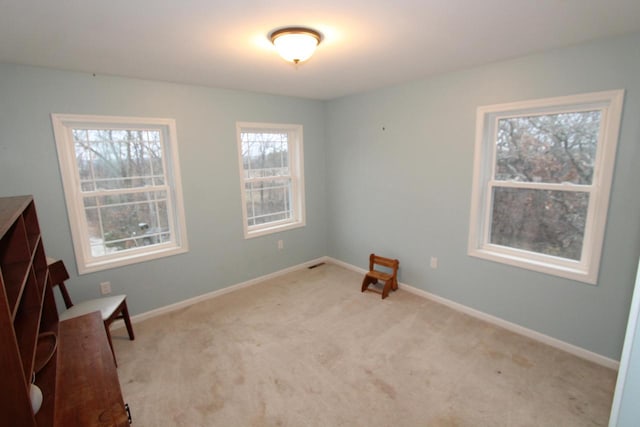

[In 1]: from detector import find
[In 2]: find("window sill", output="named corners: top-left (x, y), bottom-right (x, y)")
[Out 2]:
top-left (244, 221), bottom-right (305, 239)
top-left (78, 245), bottom-right (189, 274)
top-left (468, 246), bottom-right (596, 285)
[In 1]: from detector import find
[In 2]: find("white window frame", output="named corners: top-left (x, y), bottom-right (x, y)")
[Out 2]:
top-left (468, 90), bottom-right (624, 284)
top-left (51, 114), bottom-right (189, 274)
top-left (236, 122), bottom-right (306, 239)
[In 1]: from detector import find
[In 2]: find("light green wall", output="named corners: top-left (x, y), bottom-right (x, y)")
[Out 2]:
top-left (1, 32), bottom-right (639, 361)
top-left (324, 32), bottom-right (640, 360)
top-left (0, 64), bottom-right (328, 314)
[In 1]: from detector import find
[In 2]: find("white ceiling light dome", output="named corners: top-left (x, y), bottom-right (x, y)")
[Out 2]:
top-left (270, 27), bottom-right (322, 64)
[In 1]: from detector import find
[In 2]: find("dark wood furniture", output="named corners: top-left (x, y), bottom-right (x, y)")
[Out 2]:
top-left (0, 195), bottom-right (129, 426)
top-left (48, 259), bottom-right (135, 367)
top-left (361, 253), bottom-right (400, 299)
top-left (55, 311), bottom-right (129, 426)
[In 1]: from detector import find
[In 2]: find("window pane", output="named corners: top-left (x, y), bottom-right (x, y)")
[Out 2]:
top-left (86, 207), bottom-right (110, 257)
top-left (241, 132), bottom-right (290, 178)
top-left (85, 191), bottom-right (170, 253)
top-left (245, 178), bottom-right (292, 225)
top-left (490, 187), bottom-right (588, 260)
top-left (495, 111), bottom-right (600, 184)
top-left (73, 129), bottom-right (164, 191)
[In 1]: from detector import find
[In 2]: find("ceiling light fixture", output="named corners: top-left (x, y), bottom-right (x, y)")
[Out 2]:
top-left (269, 27), bottom-right (322, 64)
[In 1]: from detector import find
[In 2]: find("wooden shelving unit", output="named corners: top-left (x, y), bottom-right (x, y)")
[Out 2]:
top-left (0, 196), bottom-right (128, 426)
top-left (0, 196), bottom-right (54, 425)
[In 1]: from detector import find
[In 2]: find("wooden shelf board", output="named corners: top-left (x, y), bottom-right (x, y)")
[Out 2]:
top-left (0, 196), bottom-right (31, 237)
top-left (4, 260), bottom-right (30, 316)
top-left (15, 304), bottom-right (42, 383)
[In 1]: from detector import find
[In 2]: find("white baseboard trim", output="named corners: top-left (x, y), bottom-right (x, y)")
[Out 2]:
top-left (111, 256), bottom-right (329, 330)
top-left (325, 257), bottom-right (619, 370)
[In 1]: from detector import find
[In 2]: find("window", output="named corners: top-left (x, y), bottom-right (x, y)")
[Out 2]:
top-left (51, 114), bottom-right (188, 274)
top-left (468, 90), bottom-right (624, 284)
top-left (236, 122), bottom-right (305, 238)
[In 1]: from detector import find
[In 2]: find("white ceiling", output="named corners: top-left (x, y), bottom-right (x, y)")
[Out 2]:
top-left (1, 0), bottom-right (639, 100)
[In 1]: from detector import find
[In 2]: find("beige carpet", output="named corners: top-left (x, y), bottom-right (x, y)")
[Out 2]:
top-left (113, 263), bottom-right (616, 426)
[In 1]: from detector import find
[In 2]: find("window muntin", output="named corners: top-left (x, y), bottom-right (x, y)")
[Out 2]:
top-left (236, 123), bottom-right (305, 238)
top-left (52, 115), bottom-right (188, 274)
top-left (468, 90), bottom-right (624, 284)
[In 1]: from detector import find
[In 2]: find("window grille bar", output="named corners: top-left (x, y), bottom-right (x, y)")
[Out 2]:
top-left (84, 198), bottom-right (168, 212)
top-left (246, 187), bottom-right (290, 194)
top-left (489, 180), bottom-right (593, 192)
top-left (244, 176), bottom-right (292, 184)
top-left (80, 174), bottom-right (165, 184)
top-left (248, 209), bottom-right (293, 221)
top-left (81, 185), bottom-right (168, 198)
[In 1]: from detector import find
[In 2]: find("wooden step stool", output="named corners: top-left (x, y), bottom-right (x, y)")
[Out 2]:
top-left (361, 253), bottom-right (400, 299)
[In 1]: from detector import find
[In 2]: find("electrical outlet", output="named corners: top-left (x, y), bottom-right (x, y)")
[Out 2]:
top-left (430, 257), bottom-right (438, 269)
top-left (277, 239), bottom-right (284, 250)
top-left (100, 281), bottom-right (112, 295)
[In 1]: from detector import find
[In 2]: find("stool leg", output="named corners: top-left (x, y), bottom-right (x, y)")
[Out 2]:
top-left (362, 275), bottom-right (376, 292)
top-left (382, 279), bottom-right (393, 299)
top-left (103, 322), bottom-right (118, 367)
top-left (121, 301), bottom-right (135, 341)
top-left (361, 276), bottom-right (370, 292)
